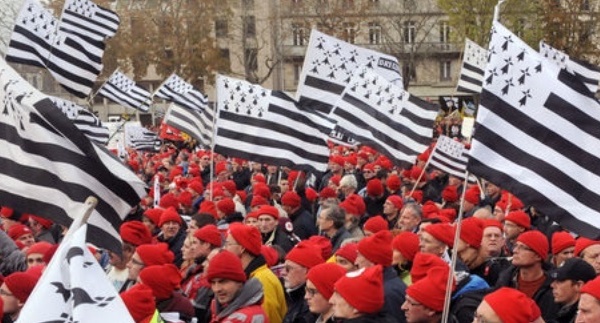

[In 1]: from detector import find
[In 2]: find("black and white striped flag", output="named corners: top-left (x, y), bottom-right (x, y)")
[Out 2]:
top-left (456, 38), bottom-right (488, 95)
top-left (59, 0), bottom-right (120, 42)
top-left (98, 70), bottom-right (152, 112)
top-left (467, 22), bottom-right (600, 239)
top-left (6, 0), bottom-right (104, 98)
top-left (539, 41), bottom-right (600, 94)
top-left (330, 67), bottom-right (437, 168)
top-left (429, 135), bottom-right (476, 182)
top-left (49, 96), bottom-right (109, 144)
top-left (215, 75), bottom-right (329, 173)
top-left (0, 57), bottom-right (146, 254)
top-left (163, 103), bottom-right (214, 147)
top-left (124, 123), bottom-right (160, 151)
top-left (154, 74), bottom-right (209, 112)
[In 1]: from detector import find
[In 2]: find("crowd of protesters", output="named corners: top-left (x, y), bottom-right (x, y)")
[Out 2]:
top-left (2, 128), bottom-right (600, 323)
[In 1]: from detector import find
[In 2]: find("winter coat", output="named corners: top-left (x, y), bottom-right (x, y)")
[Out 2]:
top-left (0, 230), bottom-right (26, 276)
top-left (247, 256), bottom-right (287, 323)
top-left (210, 278), bottom-right (267, 323)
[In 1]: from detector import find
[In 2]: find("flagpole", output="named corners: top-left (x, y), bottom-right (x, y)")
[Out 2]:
top-left (88, 68), bottom-right (120, 107)
top-left (409, 149), bottom-right (435, 197)
top-left (151, 72), bottom-right (174, 98)
top-left (209, 101), bottom-right (218, 201)
top-left (493, 0), bottom-right (506, 22)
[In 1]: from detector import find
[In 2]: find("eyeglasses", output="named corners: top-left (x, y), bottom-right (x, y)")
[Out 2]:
top-left (27, 257), bottom-right (44, 265)
top-left (224, 241), bottom-right (240, 247)
top-left (283, 265), bottom-right (302, 272)
top-left (131, 258), bottom-right (144, 267)
top-left (305, 287), bottom-right (320, 297)
top-left (513, 243), bottom-right (534, 252)
top-left (404, 298), bottom-right (424, 307)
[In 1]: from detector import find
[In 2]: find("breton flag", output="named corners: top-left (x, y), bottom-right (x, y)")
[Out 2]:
top-left (59, 0), bottom-right (120, 42)
top-left (456, 38), bottom-right (488, 95)
top-left (0, 57), bottom-right (146, 254)
top-left (98, 70), bottom-right (152, 112)
top-left (163, 103), bottom-right (214, 148)
top-left (6, 0), bottom-right (104, 98)
top-left (215, 75), bottom-right (329, 173)
top-left (18, 222), bottom-right (134, 323)
top-left (467, 21), bottom-right (600, 239)
top-left (330, 67), bottom-right (437, 168)
top-left (428, 135), bottom-right (476, 182)
top-left (124, 123), bottom-right (160, 151)
top-left (49, 96), bottom-right (109, 144)
top-left (154, 74), bottom-right (209, 112)
top-left (539, 41), bottom-right (600, 94)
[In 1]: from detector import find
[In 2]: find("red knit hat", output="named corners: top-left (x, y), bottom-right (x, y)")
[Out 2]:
top-left (245, 210), bottom-right (260, 220)
top-left (459, 217), bottom-right (484, 249)
top-left (422, 201), bottom-right (439, 218)
top-left (142, 208), bottom-right (163, 226)
top-left (386, 195), bottom-right (403, 210)
top-left (574, 237), bottom-right (600, 257)
top-left (159, 193), bottom-right (179, 209)
top-left (188, 180), bottom-right (204, 195)
top-left (581, 276), bottom-right (600, 301)
top-left (410, 166), bottom-right (425, 182)
top-left (281, 191), bottom-right (301, 208)
top-left (551, 231), bottom-right (576, 255)
top-left (366, 179), bottom-right (384, 197)
top-left (330, 155), bottom-right (345, 166)
top-left (194, 224), bottom-right (222, 247)
top-left (392, 232), bottom-right (419, 262)
top-left (221, 180), bottom-right (237, 195)
top-left (319, 187), bottom-right (337, 199)
top-left (308, 235), bottom-right (333, 260)
top-left (339, 200), bottom-right (359, 216)
top-left (136, 243), bottom-right (175, 266)
top-left (410, 253), bottom-right (447, 284)
top-left (198, 201), bottom-right (218, 219)
top-left (206, 250), bottom-right (247, 283)
top-left (250, 195), bottom-right (269, 208)
top-left (483, 219), bottom-right (503, 232)
top-left (158, 207), bottom-right (182, 227)
top-left (228, 223), bottom-right (262, 256)
top-left (505, 211), bottom-right (531, 229)
top-left (484, 287), bottom-right (534, 323)
top-left (0, 207), bottom-right (21, 221)
top-left (216, 198), bottom-right (236, 216)
top-left (516, 230), bottom-right (549, 259)
top-left (363, 216), bottom-right (389, 234)
top-left (408, 190), bottom-right (423, 203)
top-left (441, 185), bottom-right (459, 203)
top-left (386, 175), bottom-right (402, 191)
top-left (305, 187), bottom-right (318, 202)
top-left (256, 205), bottom-right (279, 220)
top-left (8, 224), bottom-right (32, 240)
top-left (215, 161), bottom-right (228, 175)
top-left (252, 173), bottom-right (266, 183)
top-left (178, 191), bottom-right (193, 208)
top-left (345, 194), bottom-right (366, 216)
top-left (334, 265), bottom-right (385, 314)
top-left (261, 245), bottom-right (279, 267)
top-left (28, 215), bottom-right (53, 229)
top-left (120, 284), bottom-right (155, 323)
top-left (306, 263), bottom-right (346, 300)
top-left (438, 209), bottom-right (457, 222)
top-left (358, 230), bottom-right (393, 266)
top-left (139, 264), bottom-right (181, 300)
top-left (3, 272), bottom-right (38, 303)
top-left (463, 185), bottom-right (480, 205)
top-left (120, 221), bottom-right (153, 246)
top-left (335, 242), bottom-right (358, 264)
top-left (252, 183), bottom-right (271, 199)
top-left (407, 266), bottom-right (455, 312)
top-left (423, 223), bottom-right (455, 248)
top-left (286, 241), bottom-right (325, 269)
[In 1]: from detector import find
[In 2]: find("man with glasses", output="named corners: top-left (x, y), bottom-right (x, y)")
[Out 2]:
top-left (576, 275), bottom-right (600, 322)
top-left (574, 237), bottom-right (600, 275)
top-left (123, 243), bottom-right (174, 292)
top-left (402, 266), bottom-right (454, 323)
top-left (0, 272), bottom-right (38, 322)
top-left (317, 205), bottom-right (351, 253)
top-left (305, 263), bottom-right (346, 323)
top-left (503, 210), bottom-right (532, 255)
top-left (495, 230), bottom-right (560, 322)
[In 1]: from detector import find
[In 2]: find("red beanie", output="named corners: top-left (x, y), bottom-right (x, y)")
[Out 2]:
top-left (286, 241), bottom-right (325, 269)
top-left (339, 200), bottom-right (359, 216)
top-left (334, 265), bottom-right (385, 314)
top-left (306, 263), bottom-right (346, 300)
top-left (158, 207), bottom-right (182, 227)
top-left (188, 180), bottom-right (204, 195)
top-left (228, 223), bottom-right (262, 256)
top-left (252, 183), bottom-right (271, 199)
top-left (441, 185), bottom-right (459, 203)
top-left (581, 276), bottom-right (600, 301)
top-left (392, 232), bottom-right (419, 262)
top-left (159, 193), bottom-right (179, 209)
top-left (120, 221), bottom-right (153, 246)
top-left (483, 219), bottom-right (504, 232)
top-left (505, 211), bottom-right (531, 229)
top-left (516, 230), bottom-right (549, 260)
top-left (319, 187), bottom-right (337, 199)
top-left (308, 235), bottom-right (333, 260)
top-left (305, 187), bottom-right (318, 202)
top-left (407, 266), bottom-right (455, 312)
top-left (198, 201), bottom-right (218, 219)
top-left (386, 195), bottom-right (403, 210)
top-left (335, 242), bottom-right (358, 264)
top-left (206, 250), bottom-right (247, 283)
top-left (252, 173), bottom-right (266, 183)
top-left (250, 195), bottom-right (269, 208)
top-left (8, 224), bottom-right (32, 240)
top-left (358, 230), bottom-right (393, 266)
top-left (363, 216), bottom-right (389, 234)
top-left (143, 208), bottom-right (163, 226)
top-left (245, 211), bottom-right (259, 220)
top-left (29, 215), bottom-right (53, 229)
top-left (3, 272), bottom-right (38, 303)
top-left (410, 253), bottom-right (447, 284)
top-left (216, 198), bottom-right (236, 216)
top-left (423, 223), bottom-right (455, 248)
top-left (139, 264), bottom-right (181, 300)
top-left (386, 175), bottom-right (401, 191)
top-left (574, 237), bottom-right (600, 257)
top-left (120, 283), bottom-right (156, 323)
top-left (256, 205), bottom-right (279, 220)
top-left (281, 191), bottom-right (301, 208)
top-left (459, 217), bottom-right (484, 249)
top-left (178, 191), bottom-right (193, 208)
top-left (484, 287), bottom-right (534, 323)
top-left (136, 243), bottom-right (175, 266)
top-left (551, 231), bottom-right (576, 255)
top-left (366, 179), bottom-right (384, 197)
top-left (221, 180), bottom-right (237, 195)
top-left (410, 166), bottom-right (425, 182)
top-left (422, 201), bottom-right (439, 218)
top-left (215, 161), bottom-right (228, 175)
top-left (194, 224), bottom-right (222, 247)
top-left (438, 209), bottom-right (457, 223)
top-left (408, 190), bottom-right (423, 204)
top-left (345, 194), bottom-right (366, 216)
top-left (463, 186), bottom-right (480, 205)
top-left (330, 155), bottom-right (345, 166)
top-left (261, 245), bottom-right (279, 267)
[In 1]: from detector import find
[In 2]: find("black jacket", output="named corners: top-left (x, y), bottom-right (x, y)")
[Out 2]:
top-left (283, 283), bottom-right (317, 323)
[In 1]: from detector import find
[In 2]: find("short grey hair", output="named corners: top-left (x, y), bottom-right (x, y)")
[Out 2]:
top-left (322, 204), bottom-right (346, 229)
top-left (339, 174), bottom-right (357, 189)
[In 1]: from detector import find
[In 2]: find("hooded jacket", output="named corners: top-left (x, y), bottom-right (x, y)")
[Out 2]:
top-left (210, 278), bottom-right (267, 323)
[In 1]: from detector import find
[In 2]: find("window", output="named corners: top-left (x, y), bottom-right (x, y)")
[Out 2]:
top-left (220, 48), bottom-right (230, 61)
top-left (440, 60), bottom-right (451, 81)
top-left (368, 22), bottom-right (381, 45)
top-left (403, 21), bottom-right (416, 43)
top-left (403, 62), bottom-right (416, 82)
top-left (343, 23), bottom-right (356, 44)
top-left (245, 48), bottom-right (258, 72)
top-left (581, 0), bottom-right (590, 10)
top-left (215, 19), bottom-right (228, 38)
top-left (293, 63), bottom-right (302, 85)
top-left (244, 16), bottom-right (256, 38)
top-left (292, 23), bottom-right (306, 46)
top-left (439, 21), bottom-right (450, 50)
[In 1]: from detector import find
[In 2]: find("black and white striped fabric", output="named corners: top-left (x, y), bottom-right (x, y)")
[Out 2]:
top-left (6, 0), bottom-right (104, 98)
top-left (98, 70), bottom-right (152, 112)
top-left (59, 0), bottom-right (120, 42)
top-left (215, 75), bottom-right (329, 174)
top-left (468, 22), bottom-right (600, 239)
top-left (330, 67), bottom-right (437, 168)
top-left (0, 57), bottom-right (146, 254)
top-left (429, 135), bottom-right (476, 182)
top-left (163, 103), bottom-right (214, 148)
top-left (49, 96), bottom-right (109, 144)
top-left (539, 41), bottom-right (600, 95)
top-left (456, 38), bottom-right (488, 95)
top-left (124, 123), bottom-right (160, 151)
top-left (154, 74), bottom-right (208, 112)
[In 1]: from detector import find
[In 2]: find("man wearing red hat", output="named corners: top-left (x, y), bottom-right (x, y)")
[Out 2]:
top-left (397, 203), bottom-right (422, 233)
top-left (281, 191), bottom-right (317, 241)
top-left (503, 210), bottom-right (531, 255)
top-left (181, 224), bottom-right (222, 300)
top-left (550, 231), bottom-right (576, 267)
top-left (474, 287), bottom-right (542, 323)
top-left (157, 207), bottom-right (187, 267)
top-left (28, 215), bottom-right (58, 244)
top-left (7, 224), bottom-right (35, 250)
top-left (481, 219), bottom-right (507, 258)
top-left (256, 205), bottom-right (296, 253)
top-left (139, 264), bottom-right (194, 322)
top-left (124, 243), bottom-right (175, 292)
top-left (0, 207), bottom-right (24, 233)
top-left (110, 221), bottom-right (153, 292)
top-left (576, 276), bottom-right (600, 322)
top-left (305, 263), bottom-right (346, 323)
top-left (574, 237), bottom-right (600, 275)
top-left (0, 271), bottom-right (39, 322)
top-left (402, 266), bottom-right (455, 323)
top-left (318, 156), bottom-right (345, 192)
top-left (330, 265), bottom-right (387, 322)
top-left (383, 196), bottom-right (403, 230)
